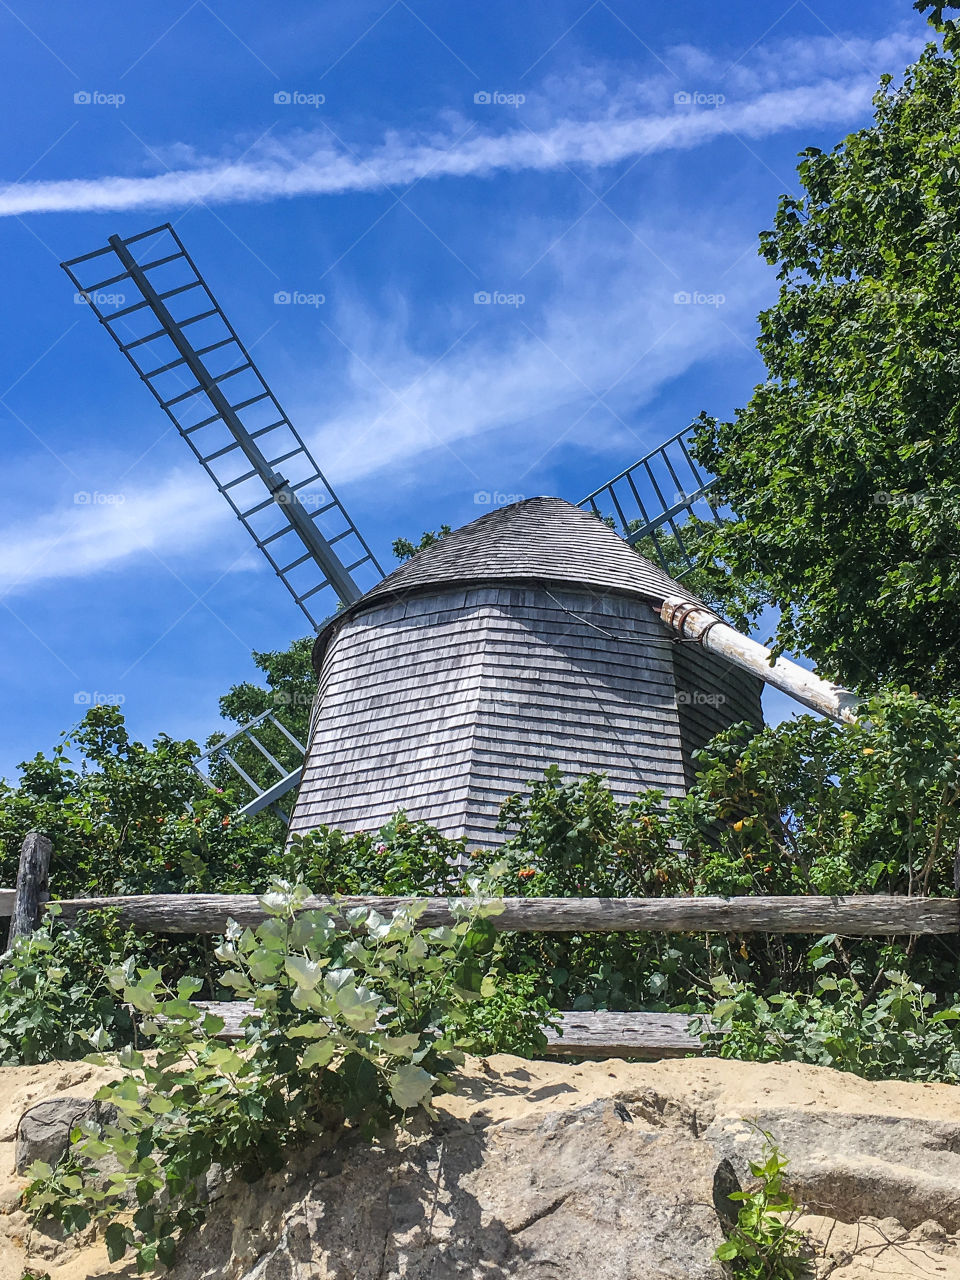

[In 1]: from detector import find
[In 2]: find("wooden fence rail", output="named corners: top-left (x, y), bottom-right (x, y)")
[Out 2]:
top-left (5, 833), bottom-right (958, 1060)
top-left (47, 891), bottom-right (959, 936)
top-left (185, 1000), bottom-right (708, 1059)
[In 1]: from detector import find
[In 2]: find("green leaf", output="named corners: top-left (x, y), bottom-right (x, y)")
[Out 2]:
top-left (284, 955), bottom-right (324, 990)
top-left (301, 1040), bottom-right (335, 1070)
top-left (104, 1222), bottom-right (129, 1263)
top-left (383, 1033), bottom-right (420, 1056)
top-left (389, 1064), bottom-right (435, 1110)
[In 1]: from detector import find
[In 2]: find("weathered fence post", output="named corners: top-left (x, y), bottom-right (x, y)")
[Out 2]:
top-left (8, 832), bottom-right (52, 948)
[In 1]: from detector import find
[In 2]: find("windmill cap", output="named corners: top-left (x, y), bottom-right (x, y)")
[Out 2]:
top-left (312, 495), bottom-right (706, 674)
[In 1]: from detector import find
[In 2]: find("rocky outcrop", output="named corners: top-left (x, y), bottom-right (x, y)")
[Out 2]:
top-left (164, 1058), bottom-right (960, 1280)
top-left (15, 1096), bottom-right (116, 1174)
top-left (2, 1056), bottom-right (960, 1278)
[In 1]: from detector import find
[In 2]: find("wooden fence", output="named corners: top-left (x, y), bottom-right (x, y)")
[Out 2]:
top-left (4, 832), bottom-right (958, 1058)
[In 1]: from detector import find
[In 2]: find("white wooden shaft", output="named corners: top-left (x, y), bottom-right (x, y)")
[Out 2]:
top-left (660, 598), bottom-right (859, 724)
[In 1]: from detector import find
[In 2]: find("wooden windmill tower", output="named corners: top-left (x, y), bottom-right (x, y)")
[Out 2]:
top-left (62, 225), bottom-right (857, 841)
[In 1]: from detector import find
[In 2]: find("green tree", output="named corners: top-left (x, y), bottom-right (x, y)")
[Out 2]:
top-left (693, 24), bottom-right (960, 693)
top-left (391, 525), bottom-right (450, 562)
top-left (0, 705), bottom-right (275, 897)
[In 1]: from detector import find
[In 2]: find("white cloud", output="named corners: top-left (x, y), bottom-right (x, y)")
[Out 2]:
top-left (0, 75), bottom-right (896, 217)
top-left (0, 470), bottom-right (234, 597)
top-left (0, 215), bottom-right (767, 593)
top-left (310, 221), bottom-right (768, 487)
top-left (1, 28), bottom-right (926, 590)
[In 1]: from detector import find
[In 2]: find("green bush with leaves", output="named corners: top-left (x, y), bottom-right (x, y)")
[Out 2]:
top-left (0, 706), bottom-right (276, 899)
top-left (468, 766), bottom-right (700, 1011)
top-left (715, 1132), bottom-right (809, 1279)
top-left (0, 908), bottom-right (136, 1065)
top-left (278, 812), bottom-right (469, 896)
top-left (24, 876), bottom-right (540, 1271)
top-left (706, 965), bottom-right (960, 1083)
top-left (463, 688), bottom-right (960, 1012)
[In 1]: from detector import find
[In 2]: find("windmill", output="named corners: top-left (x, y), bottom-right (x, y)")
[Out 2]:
top-left (62, 225), bottom-right (855, 841)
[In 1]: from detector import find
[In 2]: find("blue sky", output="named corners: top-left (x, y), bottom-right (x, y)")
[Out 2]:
top-left (0, 0), bottom-right (933, 780)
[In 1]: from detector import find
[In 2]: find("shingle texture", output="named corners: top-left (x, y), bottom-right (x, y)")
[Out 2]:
top-left (289, 499), bottom-right (764, 848)
top-left (294, 588), bottom-right (759, 844)
top-left (312, 497), bottom-right (705, 673)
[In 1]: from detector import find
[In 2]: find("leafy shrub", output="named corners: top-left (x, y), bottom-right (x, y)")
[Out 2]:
top-left (0, 706), bottom-right (277, 898)
top-left (25, 877), bottom-right (520, 1270)
top-left (455, 969), bottom-right (555, 1057)
top-left (705, 963), bottom-right (960, 1082)
top-left (677, 689), bottom-right (960, 903)
top-left (715, 1132), bottom-right (809, 1278)
top-left (466, 690), bottom-right (960, 1011)
top-left (0, 909), bottom-right (135, 1064)
top-left (279, 813), bottom-right (469, 896)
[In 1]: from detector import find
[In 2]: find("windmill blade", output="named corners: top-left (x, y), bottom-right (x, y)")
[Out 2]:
top-left (577, 426), bottom-right (719, 575)
top-left (192, 708), bottom-right (307, 821)
top-left (62, 224), bottom-right (385, 630)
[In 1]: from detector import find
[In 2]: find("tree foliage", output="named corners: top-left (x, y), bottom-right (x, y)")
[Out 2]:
top-left (391, 525), bottom-right (450, 562)
top-left (693, 32), bottom-right (960, 693)
top-left (0, 706), bottom-right (274, 898)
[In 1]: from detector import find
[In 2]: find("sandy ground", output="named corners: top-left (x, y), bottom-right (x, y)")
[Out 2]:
top-left (1, 1055), bottom-right (959, 1278)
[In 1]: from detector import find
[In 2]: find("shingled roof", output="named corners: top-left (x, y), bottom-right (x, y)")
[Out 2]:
top-left (313, 496), bottom-right (707, 672)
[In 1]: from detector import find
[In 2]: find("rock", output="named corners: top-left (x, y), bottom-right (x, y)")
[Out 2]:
top-left (917, 1218), bottom-right (947, 1241)
top-left (709, 1110), bottom-right (960, 1231)
top-left (217, 1100), bottom-right (728, 1280)
top-left (712, 1158), bottom-right (742, 1228)
top-left (9, 1057), bottom-right (960, 1278)
top-left (15, 1095), bottom-right (114, 1174)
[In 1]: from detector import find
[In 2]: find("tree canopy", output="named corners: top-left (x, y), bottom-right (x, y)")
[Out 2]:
top-left (694, 25), bottom-right (960, 694)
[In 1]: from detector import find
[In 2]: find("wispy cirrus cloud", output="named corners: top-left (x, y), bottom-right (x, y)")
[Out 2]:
top-left (311, 221), bottom-right (767, 488)
top-left (0, 212), bottom-right (767, 593)
top-left (0, 470), bottom-right (233, 597)
top-left (0, 29), bottom-right (926, 592)
top-left (0, 76), bottom-right (901, 217)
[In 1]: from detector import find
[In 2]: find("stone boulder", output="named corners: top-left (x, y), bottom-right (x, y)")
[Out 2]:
top-left (15, 1095), bottom-right (115, 1174)
top-left (8, 1056), bottom-right (960, 1279)
top-left (160, 1057), bottom-right (960, 1280)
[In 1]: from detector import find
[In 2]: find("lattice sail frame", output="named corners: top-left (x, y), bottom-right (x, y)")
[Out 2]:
top-left (192, 708), bottom-right (308, 821)
top-left (62, 224), bottom-right (384, 631)
top-left (62, 224), bottom-right (387, 816)
top-left (577, 427), bottom-right (719, 576)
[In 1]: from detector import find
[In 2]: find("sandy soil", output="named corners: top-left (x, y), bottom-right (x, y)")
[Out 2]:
top-left (1, 1055), bottom-right (959, 1278)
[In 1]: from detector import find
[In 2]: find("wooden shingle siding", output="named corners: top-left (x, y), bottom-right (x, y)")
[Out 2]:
top-left (289, 579), bottom-right (763, 848)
